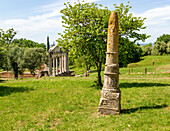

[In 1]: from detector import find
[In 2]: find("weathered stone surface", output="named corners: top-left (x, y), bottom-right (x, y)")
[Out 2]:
top-left (98, 12), bottom-right (121, 115)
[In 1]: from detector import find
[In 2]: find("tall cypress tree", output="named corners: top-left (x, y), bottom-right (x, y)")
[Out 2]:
top-left (47, 36), bottom-right (50, 51)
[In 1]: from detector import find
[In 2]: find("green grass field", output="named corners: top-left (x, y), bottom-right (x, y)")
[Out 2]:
top-left (0, 55), bottom-right (170, 130)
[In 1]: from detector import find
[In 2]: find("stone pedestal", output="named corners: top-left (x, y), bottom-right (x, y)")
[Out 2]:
top-left (98, 12), bottom-right (121, 115)
top-left (99, 89), bottom-right (121, 115)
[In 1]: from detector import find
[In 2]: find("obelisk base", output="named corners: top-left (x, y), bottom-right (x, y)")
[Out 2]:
top-left (98, 89), bottom-right (121, 115)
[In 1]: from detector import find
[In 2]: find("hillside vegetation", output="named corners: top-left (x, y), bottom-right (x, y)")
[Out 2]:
top-left (0, 55), bottom-right (169, 130)
top-left (121, 55), bottom-right (170, 74)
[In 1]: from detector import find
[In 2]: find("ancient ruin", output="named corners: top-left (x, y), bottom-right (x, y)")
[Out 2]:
top-left (48, 45), bottom-right (69, 76)
top-left (98, 12), bottom-right (121, 115)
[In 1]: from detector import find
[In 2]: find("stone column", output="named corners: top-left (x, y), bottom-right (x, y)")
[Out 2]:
top-left (53, 57), bottom-right (56, 76)
top-left (56, 57), bottom-right (58, 75)
top-left (66, 52), bottom-right (69, 72)
top-left (60, 56), bottom-right (62, 74)
top-left (98, 12), bottom-right (121, 115)
top-left (64, 54), bottom-right (67, 72)
top-left (62, 55), bottom-right (64, 73)
top-left (49, 53), bottom-right (52, 76)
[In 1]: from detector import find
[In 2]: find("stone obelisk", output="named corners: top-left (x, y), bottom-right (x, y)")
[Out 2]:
top-left (98, 12), bottom-right (121, 115)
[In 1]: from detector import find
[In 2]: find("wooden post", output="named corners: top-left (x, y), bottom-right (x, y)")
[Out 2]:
top-left (145, 68), bottom-right (147, 74)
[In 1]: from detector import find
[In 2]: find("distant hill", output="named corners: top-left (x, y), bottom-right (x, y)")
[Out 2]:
top-left (138, 43), bottom-right (154, 47)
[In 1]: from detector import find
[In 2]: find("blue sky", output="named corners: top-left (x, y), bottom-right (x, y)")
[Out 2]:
top-left (0, 0), bottom-right (170, 44)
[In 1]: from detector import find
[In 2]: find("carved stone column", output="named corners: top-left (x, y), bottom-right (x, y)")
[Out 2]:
top-left (53, 57), bottom-right (56, 76)
top-left (66, 52), bottom-right (69, 73)
top-left (49, 53), bottom-right (52, 76)
top-left (60, 56), bottom-right (62, 73)
top-left (62, 55), bottom-right (64, 73)
top-left (98, 12), bottom-right (121, 115)
top-left (56, 57), bottom-right (58, 75)
top-left (64, 54), bottom-right (67, 72)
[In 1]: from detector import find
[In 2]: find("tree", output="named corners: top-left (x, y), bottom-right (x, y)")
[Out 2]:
top-left (7, 45), bottom-right (25, 79)
top-left (0, 28), bottom-right (47, 78)
top-left (142, 43), bottom-right (153, 56)
top-left (0, 28), bottom-right (17, 70)
top-left (57, 1), bottom-right (150, 86)
top-left (0, 48), bottom-right (4, 68)
top-left (167, 41), bottom-right (170, 54)
top-left (152, 34), bottom-right (170, 55)
top-left (23, 48), bottom-right (45, 75)
top-left (156, 34), bottom-right (170, 44)
top-left (13, 38), bottom-right (46, 50)
top-left (152, 41), bottom-right (167, 55)
top-left (6, 45), bottom-right (45, 79)
top-left (0, 28), bottom-right (16, 47)
top-left (75, 55), bottom-right (94, 70)
top-left (118, 38), bottom-right (143, 67)
top-left (47, 36), bottom-right (50, 51)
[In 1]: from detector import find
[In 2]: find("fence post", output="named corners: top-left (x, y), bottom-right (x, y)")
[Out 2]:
top-left (145, 68), bottom-right (147, 74)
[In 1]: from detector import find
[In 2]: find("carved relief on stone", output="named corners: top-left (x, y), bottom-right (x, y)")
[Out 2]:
top-left (101, 89), bottom-right (120, 100)
top-left (99, 98), bottom-right (119, 110)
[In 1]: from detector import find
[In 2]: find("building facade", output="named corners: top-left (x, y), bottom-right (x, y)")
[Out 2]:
top-left (48, 45), bottom-right (69, 76)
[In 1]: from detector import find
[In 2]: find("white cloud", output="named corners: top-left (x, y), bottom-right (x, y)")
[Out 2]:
top-left (135, 5), bottom-right (170, 43)
top-left (141, 5), bottom-right (170, 25)
top-left (0, 16), bottom-right (63, 44)
top-left (3, 0), bottom-right (169, 45)
top-left (0, 0), bottom-right (101, 44)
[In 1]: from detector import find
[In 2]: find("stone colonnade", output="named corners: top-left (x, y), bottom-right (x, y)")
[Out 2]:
top-left (49, 52), bottom-right (69, 76)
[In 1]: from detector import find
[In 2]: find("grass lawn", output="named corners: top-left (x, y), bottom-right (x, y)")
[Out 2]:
top-left (0, 55), bottom-right (170, 130)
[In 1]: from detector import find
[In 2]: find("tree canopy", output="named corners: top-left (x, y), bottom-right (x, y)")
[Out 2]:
top-left (156, 34), bottom-right (170, 44)
top-left (0, 28), bottom-right (47, 79)
top-left (57, 1), bottom-right (150, 86)
top-left (13, 38), bottom-right (46, 50)
top-left (0, 28), bottom-right (16, 47)
top-left (152, 41), bottom-right (167, 55)
top-left (152, 34), bottom-right (170, 55)
top-left (23, 48), bottom-right (46, 75)
top-left (7, 45), bottom-right (25, 79)
top-left (142, 43), bottom-right (152, 56)
top-left (167, 41), bottom-right (170, 54)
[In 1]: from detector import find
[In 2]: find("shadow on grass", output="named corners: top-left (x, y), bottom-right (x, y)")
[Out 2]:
top-left (120, 82), bottom-right (170, 88)
top-left (121, 104), bottom-right (167, 114)
top-left (128, 58), bottom-right (144, 64)
top-left (0, 86), bottom-right (34, 97)
top-left (89, 70), bottom-right (98, 73)
top-left (0, 79), bottom-right (5, 83)
top-left (92, 82), bottom-right (170, 90)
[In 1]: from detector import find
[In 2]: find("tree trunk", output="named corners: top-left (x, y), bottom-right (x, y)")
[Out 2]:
top-left (97, 61), bottom-right (103, 87)
top-left (13, 63), bottom-right (18, 80)
top-left (86, 64), bottom-right (91, 71)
